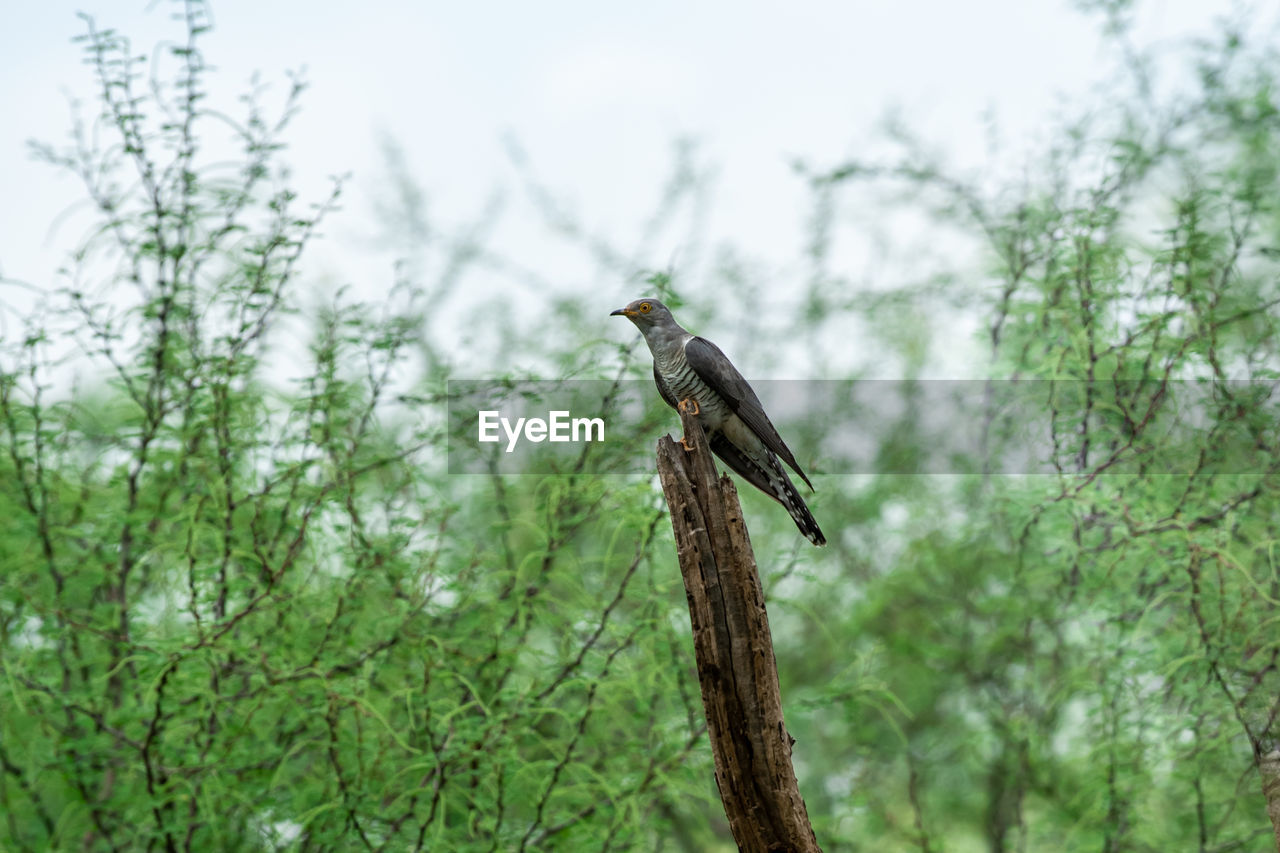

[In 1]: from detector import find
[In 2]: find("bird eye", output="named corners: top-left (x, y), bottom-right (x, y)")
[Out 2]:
top-left (639, 303), bottom-right (652, 313)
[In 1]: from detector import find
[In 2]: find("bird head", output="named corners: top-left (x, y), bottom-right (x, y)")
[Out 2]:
top-left (609, 298), bottom-right (674, 329)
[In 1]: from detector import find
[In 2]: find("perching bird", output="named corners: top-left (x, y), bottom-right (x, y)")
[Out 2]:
top-left (611, 298), bottom-right (825, 546)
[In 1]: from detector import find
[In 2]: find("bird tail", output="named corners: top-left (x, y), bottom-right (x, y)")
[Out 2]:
top-left (709, 434), bottom-right (826, 546)
top-left (774, 468), bottom-right (826, 546)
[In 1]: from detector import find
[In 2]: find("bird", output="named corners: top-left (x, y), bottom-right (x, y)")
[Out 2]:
top-left (611, 297), bottom-right (825, 546)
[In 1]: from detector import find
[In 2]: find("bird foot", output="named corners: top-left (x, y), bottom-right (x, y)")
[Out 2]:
top-left (679, 436), bottom-right (695, 451)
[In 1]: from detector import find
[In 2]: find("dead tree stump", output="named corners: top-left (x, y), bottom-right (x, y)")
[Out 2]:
top-left (1262, 748), bottom-right (1280, 852)
top-left (655, 405), bottom-right (821, 853)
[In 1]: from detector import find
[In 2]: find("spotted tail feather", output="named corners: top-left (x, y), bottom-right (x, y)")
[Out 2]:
top-left (709, 433), bottom-right (826, 546)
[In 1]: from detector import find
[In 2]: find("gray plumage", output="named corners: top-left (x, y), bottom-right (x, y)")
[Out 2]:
top-left (611, 297), bottom-right (825, 546)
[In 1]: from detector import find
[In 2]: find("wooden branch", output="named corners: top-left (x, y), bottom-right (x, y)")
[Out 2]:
top-left (656, 406), bottom-right (821, 853)
top-left (1261, 748), bottom-right (1280, 852)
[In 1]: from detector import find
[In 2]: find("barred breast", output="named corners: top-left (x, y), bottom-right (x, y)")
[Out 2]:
top-left (658, 341), bottom-right (733, 430)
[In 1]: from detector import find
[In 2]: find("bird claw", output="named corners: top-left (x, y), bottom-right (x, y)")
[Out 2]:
top-left (679, 436), bottom-right (694, 451)
top-left (678, 398), bottom-right (700, 415)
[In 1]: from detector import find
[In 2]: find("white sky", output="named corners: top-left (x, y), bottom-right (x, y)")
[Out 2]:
top-left (0, 0), bottom-right (1263, 370)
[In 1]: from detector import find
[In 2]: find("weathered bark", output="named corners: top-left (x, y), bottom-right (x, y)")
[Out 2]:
top-left (1261, 748), bottom-right (1280, 852)
top-left (655, 406), bottom-right (821, 853)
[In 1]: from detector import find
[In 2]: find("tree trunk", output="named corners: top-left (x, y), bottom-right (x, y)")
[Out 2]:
top-left (1261, 748), bottom-right (1280, 852)
top-left (655, 406), bottom-right (821, 853)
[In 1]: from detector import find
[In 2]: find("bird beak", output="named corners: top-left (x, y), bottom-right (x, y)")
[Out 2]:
top-left (610, 308), bottom-right (636, 317)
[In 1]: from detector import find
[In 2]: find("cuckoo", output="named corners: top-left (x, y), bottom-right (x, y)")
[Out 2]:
top-left (611, 298), bottom-right (825, 546)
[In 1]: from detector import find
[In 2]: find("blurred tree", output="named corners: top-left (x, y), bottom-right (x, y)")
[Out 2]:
top-left (0, 2), bottom-right (718, 850)
top-left (794, 8), bottom-right (1280, 851)
top-left (5, 0), bottom-right (1280, 851)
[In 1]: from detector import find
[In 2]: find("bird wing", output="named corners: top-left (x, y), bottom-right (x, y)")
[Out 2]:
top-left (710, 432), bottom-right (826, 546)
top-left (684, 336), bottom-right (814, 490)
top-left (709, 432), bottom-right (784, 504)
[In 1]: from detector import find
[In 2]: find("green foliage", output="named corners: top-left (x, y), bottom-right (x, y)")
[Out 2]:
top-left (0, 3), bottom-right (713, 850)
top-left (5, 1), bottom-right (1280, 851)
top-left (790, 8), bottom-right (1280, 850)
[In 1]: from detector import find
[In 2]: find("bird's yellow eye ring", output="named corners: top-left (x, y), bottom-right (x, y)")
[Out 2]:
top-left (639, 302), bottom-right (652, 313)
